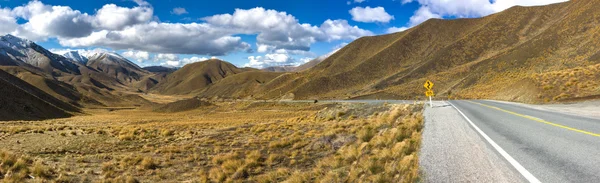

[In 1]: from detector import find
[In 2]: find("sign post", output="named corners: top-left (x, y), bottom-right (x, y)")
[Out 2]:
top-left (424, 80), bottom-right (434, 107)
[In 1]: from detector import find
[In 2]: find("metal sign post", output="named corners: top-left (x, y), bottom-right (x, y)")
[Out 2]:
top-left (424, 80), bottom-right (434, 107)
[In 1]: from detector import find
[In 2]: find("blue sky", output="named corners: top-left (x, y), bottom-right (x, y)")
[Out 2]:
top-left (0, 0), bottom-right (566, 68)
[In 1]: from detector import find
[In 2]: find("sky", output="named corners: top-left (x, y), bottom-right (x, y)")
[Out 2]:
top-left (0, 0), bottom-right (567, 68)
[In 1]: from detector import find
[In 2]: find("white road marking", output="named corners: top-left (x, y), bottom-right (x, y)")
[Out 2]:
top-left (448, 101), bottom-right (541, 183)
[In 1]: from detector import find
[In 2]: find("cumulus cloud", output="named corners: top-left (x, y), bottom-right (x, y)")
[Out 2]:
top-left (171, 7), bottom-right (188, 15)
top-left (155, 53), bottom-right (179, 61)
top-left (10, 1), bottom-right (94, 38)
top-left (160, 56), bottom-right (210, 67)
top-left (349, 6), bottom-right (394, 23)
top-left (396, 0), bottom-right (568, 30)
top-left (203, 7), bottom-right (372, 52)
top-left (93, 4), bottom-right (153, 30)
top-left (245, 53), bottom-right (312, 68)
top-left (0, 8), bottom-right (18, 35)
top-left (2, 2), bottom-right (373, 66)
top-left (386, 26), bottom-right (408, 33)
top-left (5, 1), bottom-right (153, 40)
top-left (122, 50), bottom-right (150, 62)
top-left (58, 22), bottom-right (252, 56)
top-left (320, 19), bottom-right (373, 41)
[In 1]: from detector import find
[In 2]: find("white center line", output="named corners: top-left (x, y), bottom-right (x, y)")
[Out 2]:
top-left (448, 101), bottom-right (541, 183)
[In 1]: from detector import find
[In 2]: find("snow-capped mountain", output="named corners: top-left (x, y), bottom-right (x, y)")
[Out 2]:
top-left (63, 51), bottom-right (89, 64)
top-left (0, 34), bottom-right (81, 74)
top-left (87, 52), bottom-right (142, 70)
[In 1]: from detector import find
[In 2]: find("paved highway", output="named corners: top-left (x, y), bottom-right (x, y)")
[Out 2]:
top-left (436, 100), bottom-right (600, 182)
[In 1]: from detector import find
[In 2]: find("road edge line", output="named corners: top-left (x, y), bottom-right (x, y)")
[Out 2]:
top-left (448, 101), bottom-right (541, 183)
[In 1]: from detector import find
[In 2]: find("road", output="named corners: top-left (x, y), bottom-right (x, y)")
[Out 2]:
top-left (283, 99), bottom-right (600, 182)
top-left (422, 100), bottom-right (600, 183)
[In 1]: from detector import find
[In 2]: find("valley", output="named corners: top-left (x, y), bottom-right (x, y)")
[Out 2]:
top-left (1, 0), bottom-right (600, 182)
top-left (0, 100), bottom-right (423, 182)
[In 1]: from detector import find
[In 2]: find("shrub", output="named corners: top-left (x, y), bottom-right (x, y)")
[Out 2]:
top-left (139, 157), bottom-right (158, 170)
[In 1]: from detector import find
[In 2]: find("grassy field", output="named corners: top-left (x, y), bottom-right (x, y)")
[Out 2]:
top-left (0, 101), bottom-right (423, 182)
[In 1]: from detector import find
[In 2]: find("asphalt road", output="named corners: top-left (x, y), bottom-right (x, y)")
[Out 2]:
top-left (284, 99), bottom-right (600, 182)
top-left (447, 100), bottom-right (600, 182)
top-left (421, 101), bottom-right (524, 182)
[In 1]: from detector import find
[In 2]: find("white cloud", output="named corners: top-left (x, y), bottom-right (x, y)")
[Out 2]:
top-left (0, 8), bottom-right (18, 35)
top-left (155, 53), bottom-right (179, 61)
top-left (58, 22), bottom-right (252, 56)
top-left (245, 53), bottom-right (311, 68)
top-left (171, 7), bottom-right (188, 15)
top-left (333, 42), bottom-right (349, 50)
top-left (386, 26), bottom-right (409, 33)
top-left (320, 19), bottom-right (373, 41)
top-left (347, 0), bottom-right (367, 4)
top-left (5, 1), bottom-right (153, 41)
top-left (349, 6), bottom-right (394, 23)
top-left (49, 48), bottom-right (110, 57)
top-left (93, 4), bottom-right (153, 30)
top-left (10, 1), bottom-right (94, 39)
top-left (203, 7), bottom-right (372, 52)
top-left (122, 50), bottom-right (150, 62)
top-left (164, 61), bottom-right (180, 67)
top-left (397, 0), bottom-right (568, 29)
top-left (158, 56), bottom-right (210, 67)
top-left (1, 2), bottom-right (373, 66)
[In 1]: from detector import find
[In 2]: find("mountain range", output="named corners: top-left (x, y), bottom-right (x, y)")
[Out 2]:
top-left (0, 0), bottom-right (599, 120)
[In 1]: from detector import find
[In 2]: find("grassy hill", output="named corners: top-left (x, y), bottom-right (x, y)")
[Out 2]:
top-left (151, 59), bottom-right (257, 95)
top-left (0, 69), bottom-right (79, 121)
top-left (232, 0), bottom-right (600, 103)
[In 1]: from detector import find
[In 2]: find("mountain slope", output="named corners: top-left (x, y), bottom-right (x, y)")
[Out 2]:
top-left (0, 35), bottom-right (155, 107)
top-left (0, 34), bottom-right (81, 75)
top-left (152, 59), bottom-right (253, 95)
top-left (0, 69), bottom-right (78, 121)
top-left (240, 0), bottom-right (600, 103)
top-left (86, 52), bottom-right (149, 85)
top-left (63, 51), bottom-right (88, 64)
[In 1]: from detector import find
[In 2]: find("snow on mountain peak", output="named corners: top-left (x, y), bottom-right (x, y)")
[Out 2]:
top-left (63, 51), bottom-right (89, 64)
top-left (0, 34), bottom-right (33, 49)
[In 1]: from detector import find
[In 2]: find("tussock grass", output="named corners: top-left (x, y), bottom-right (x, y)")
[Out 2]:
top-left (0, 101), bottom-right (423, 182)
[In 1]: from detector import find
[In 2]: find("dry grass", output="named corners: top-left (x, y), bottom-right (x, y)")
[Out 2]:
top-left (0, 101), bottom-right (423, 182)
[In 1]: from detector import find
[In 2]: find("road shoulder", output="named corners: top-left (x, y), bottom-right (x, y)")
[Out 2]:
top-left (419, 101), bottom-right (523, 182)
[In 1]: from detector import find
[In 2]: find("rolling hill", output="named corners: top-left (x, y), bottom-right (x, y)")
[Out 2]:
top-left (151, 59), bottom-right (257, 95)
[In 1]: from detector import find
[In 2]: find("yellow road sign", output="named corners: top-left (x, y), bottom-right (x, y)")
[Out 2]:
top-left (425, 90), bottom-right (434, 97)
top-left (424, 80), bottom-right (434, 90)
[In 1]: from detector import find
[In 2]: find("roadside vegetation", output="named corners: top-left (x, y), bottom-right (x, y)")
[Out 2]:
top-left (0, 101), bottom-right (423, 182)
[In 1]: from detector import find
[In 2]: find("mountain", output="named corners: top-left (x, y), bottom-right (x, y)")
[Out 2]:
top-left (199, 71), bottom-right (285, 99)
top-left (0, 34), bottom-right (81, 75)
top-left (63, 51), bottom-right (88, 64)
top-left (196, 0), bottom-right (599, 103)
top-left (0, 69), bottom-right (79, 121)
top-left (293, 56), bottom-right (328, 72)
top-left (86, 52), bottom-right (149, 85)
top-left (143, 66), bottom-right (177, 73)
top-left (262, 65), bottom-right (296, 72)
top-left (0, 34), bottom-right (155, 107)
top-left (152, 59), bottom-right (256, 95)
top-left (261, 51), bottom-right (334, 72)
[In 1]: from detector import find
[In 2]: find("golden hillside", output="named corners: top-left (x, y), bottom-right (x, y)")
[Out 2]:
top-left (151, 59), bottom-right (256, 95)
top-left (234, 0), bottom-right (600, 103)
